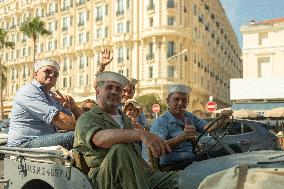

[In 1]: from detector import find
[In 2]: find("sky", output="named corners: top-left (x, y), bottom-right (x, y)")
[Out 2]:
top-left (219, 0), bottom-right (284, 47)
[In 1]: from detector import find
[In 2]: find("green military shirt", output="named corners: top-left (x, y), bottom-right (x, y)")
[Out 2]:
top-left (73, 105), bottom-right (135, 176)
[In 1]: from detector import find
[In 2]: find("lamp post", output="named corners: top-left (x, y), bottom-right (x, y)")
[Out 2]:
top-left (160, 49), bottom-right (188, 100)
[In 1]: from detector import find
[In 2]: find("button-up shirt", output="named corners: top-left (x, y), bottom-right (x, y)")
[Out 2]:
top-left (149, 111), bottom-right (207, 165)
top-left (7, 80), bottom-right (72, 147)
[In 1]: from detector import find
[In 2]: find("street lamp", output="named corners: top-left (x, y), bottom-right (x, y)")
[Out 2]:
top-left (160, 48), bottom-right (188, 100)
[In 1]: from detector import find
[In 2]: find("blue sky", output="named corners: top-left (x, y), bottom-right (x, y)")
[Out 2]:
top-left (219, 0), bottom-right (284, 47)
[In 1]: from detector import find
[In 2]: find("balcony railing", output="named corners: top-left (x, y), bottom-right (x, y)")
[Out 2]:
top-left (167, 0), bottom-right (175, 8)
top-left (116, 9), bottom-right (124, 16)
top-left (61, 6), bottom-right (69, 11)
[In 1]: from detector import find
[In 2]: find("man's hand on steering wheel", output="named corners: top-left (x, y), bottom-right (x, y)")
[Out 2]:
top-left (205, 110), bottom-right (233, 133)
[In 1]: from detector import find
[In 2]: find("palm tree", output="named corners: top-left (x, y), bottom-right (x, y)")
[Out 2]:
top-left (20, 17), bottom-right (50, 66)
top-left (0, 28), bottom-right (15, 119)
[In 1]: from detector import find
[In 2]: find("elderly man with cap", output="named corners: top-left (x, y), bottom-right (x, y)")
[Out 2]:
top-left (74, 71), bottom-right (179, 189)
top-left (7, 59), bottom-right (82, 150)
top-left (147, 84), bottom-right (232, 171)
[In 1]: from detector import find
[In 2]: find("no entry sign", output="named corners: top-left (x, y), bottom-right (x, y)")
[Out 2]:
top-left (206, 101), bottom-right (217, 112)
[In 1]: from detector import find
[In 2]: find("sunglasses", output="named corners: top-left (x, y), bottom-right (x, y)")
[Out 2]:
top-left (42, 69), bottom-right (59, 78)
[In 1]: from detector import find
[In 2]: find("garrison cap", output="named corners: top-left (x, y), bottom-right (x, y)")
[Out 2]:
top-left (168, 84), bottom-right (191, 95)
top-left (34, 59), bottom-right (60, 72)
top-left (128, 78), bottom-right (138, 85)
top-left (96, 71), bottom-right (130, 87)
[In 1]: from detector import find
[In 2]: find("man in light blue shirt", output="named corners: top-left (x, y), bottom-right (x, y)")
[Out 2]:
top-left (7, 59), bottom-right (82, 149)
top-left (147, 84), bottom-right (232, 170)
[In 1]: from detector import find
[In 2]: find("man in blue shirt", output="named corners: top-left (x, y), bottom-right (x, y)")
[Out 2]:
top-left (148, 84), bottom-right (232, 170)
top-left (7, 59), bottom-right (82, 150)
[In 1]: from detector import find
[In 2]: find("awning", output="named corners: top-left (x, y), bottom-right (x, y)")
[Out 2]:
top-left (231, 102), bottom-right (284, 111)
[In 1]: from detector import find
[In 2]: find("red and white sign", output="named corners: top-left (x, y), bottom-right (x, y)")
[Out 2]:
top-left (152, 104), bottom-right (161, 113)
top-left (206, 101), bottom-right (217, 112)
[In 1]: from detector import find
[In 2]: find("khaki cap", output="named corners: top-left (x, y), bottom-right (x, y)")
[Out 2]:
top-left (123, 99), bottom-right (143, 115)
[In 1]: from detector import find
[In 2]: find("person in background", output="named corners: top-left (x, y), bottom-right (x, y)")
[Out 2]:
top-left (80, 99), bottom-right (97, 112)
top-left (146, 84), bottom-right (232, 170)
top-left (123, 99), bottom-right (144, 130)
top-left (7, 59), bottom-right (82, 150)
top-left (121, 78), bottom-right (149, 129)
top-left (74, 71), bottom-right (179, 189)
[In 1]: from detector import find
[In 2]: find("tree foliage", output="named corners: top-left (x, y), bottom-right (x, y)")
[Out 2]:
top-left (136, 94), bottom-right (167, 118)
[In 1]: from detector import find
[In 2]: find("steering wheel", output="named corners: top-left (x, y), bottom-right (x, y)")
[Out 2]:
top-left (192, 115), bottom-right (234, 155)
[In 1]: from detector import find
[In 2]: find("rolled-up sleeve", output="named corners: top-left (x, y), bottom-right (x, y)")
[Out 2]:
top-left (15, 86), bottom-right (59, 124)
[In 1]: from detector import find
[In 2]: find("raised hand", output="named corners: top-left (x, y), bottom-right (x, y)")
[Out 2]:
top-left (101, 48), bottom-right (113, 67)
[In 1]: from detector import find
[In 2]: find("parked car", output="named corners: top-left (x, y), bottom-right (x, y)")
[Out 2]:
top-left (200, 119), bottom-right (280, 157)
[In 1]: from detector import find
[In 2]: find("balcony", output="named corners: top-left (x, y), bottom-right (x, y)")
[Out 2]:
top-left (116, 9), bottom-right (124, 16)
top-left (167, 0), bottom-right (175, 8)
top-left (146, 53), bottom-right (155, 61)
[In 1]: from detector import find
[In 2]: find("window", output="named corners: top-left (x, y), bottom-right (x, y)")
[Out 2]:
top-left (79, 75), bottom-right (84, 86)
top-left (147, 0), bottom-right (154, 10)
top-left (167, 16), bottom-right (175, 25)
top-left (62, 17), bottom-right (68, 30)
top-left (258, 57), bottom-right (271, 78)
top-left (126, 0), bottom-right (130, 9)
top-left (105, 4), bottom-right (108, 15)
top-left (96, 6), bottom-right (103, 21)
top-left (193, 4), bottom-right (197, 15)
top-left (149, 17), bottom-right (153, 27)
top-left (117, 47), bottom-right (123, 62)
top-left (167, 41), bottom-right (175, 58)
top-left (146, 42), bottom-right (154, 60)
top-left (259, 32), bottom-right (268, 46)
top-left (63, 59), bottom-right (68, 72)
top-left (117, 0), bottom-right (124, 15)
top-left (118, 69), bottom-right (124, 75)
top-left (63, 36), bottom-right (68, 47)
top-left (97, 28), bottom-right (102, 38)
top-left (79, 56), bottom-right (85, 69)
top-left (104, 27), bottom-right (108, 38)
top-left (63, 77), bottom-right (68, 87)
top-left (167, 66), bottom-right (175, 78)
top-left (78, 12), bottom-right (85, 26)
top-left (227, 122), bottom-right (253, 135)
top-left (167, 0), bottom-right (175, 8)
top-left (117, 22), bottom-right (123, 33)
top-left (78, 33), bottom-right (84, 43)
top-left (149, 66), bottom-right (153, 78)
top-left (126, 21), bottom-right (130, 32)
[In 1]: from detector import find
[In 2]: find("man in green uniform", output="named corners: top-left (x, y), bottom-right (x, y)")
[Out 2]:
top-left (74, 71), bottom-right (180, 189)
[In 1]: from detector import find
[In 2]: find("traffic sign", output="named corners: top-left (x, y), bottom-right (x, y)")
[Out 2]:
top-left (152, 104), bottom-right (161, 113)
top-left (206, 101), bottom-right (217, 112)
